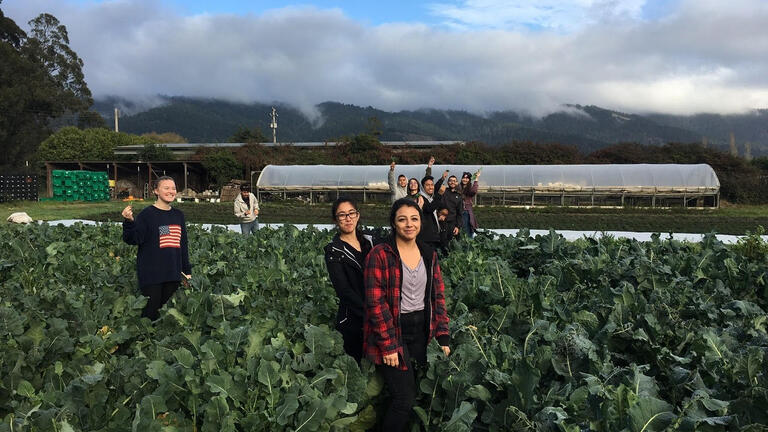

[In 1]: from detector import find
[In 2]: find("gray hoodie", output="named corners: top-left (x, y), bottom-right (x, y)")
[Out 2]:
top-left (388, 169), bottom-right (408, 203)
top-left (234, 193), bottom-right (259, 223)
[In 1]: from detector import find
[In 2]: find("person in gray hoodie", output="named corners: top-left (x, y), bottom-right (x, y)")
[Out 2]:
top-left (389, 157), bottom-right (437, 203)
top-left (388, 161), bottom-right (408, 203)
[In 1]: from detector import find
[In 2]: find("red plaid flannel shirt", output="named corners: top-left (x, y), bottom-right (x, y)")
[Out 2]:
top-left (363, 241), bottom-right (450, 370)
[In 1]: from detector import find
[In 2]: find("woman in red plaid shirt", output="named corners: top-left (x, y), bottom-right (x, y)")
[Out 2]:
top-left (363, 198), bottom-right (451, 431)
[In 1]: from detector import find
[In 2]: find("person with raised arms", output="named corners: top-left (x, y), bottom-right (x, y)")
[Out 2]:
top-left (122, 176), bottom-right (191, 320)
top-left (460, 169), bottom-right (481, 238)
top-left (388, 161), bottom-right (408, 203)
top-left (417, 174), bottom-right (446, 251)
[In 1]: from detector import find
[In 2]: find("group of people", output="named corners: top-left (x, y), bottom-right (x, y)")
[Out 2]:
top-left (388, 156), bottom-right (481, 253)
top-left (322, 157), bottom-right (482, 430)
top-left (324, 196), bottom-right (450, 431)
top-left (121, 164), bottom-right (474, 431)
top-left (231, 157), bottom-right (482, 247)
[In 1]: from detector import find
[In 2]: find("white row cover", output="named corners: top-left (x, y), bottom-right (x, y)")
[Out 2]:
top-left (257, 164), bottom-right (720, 192)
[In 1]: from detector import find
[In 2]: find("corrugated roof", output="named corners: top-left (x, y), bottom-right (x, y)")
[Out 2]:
top-left (113, 141), bottom-right (464, 154)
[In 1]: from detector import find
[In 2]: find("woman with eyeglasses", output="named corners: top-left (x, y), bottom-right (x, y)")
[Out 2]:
top-left (323, 197), bottom-right (376, 362)
top-left (363, 198), bottom-right (451, 431)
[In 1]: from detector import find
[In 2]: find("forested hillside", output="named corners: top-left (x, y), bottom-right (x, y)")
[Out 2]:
top-left (649, 110), bottom-right (768, 155)
top-left (95, 97), bottom-right (758, 154)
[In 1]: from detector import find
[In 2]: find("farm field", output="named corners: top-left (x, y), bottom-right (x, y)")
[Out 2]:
top-left (3, 200), bottom-right (768, 234)
top-left (1, 223), bottom-right (767, 430)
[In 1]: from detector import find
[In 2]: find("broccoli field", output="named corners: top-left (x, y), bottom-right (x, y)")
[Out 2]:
top-left (1, 223), bottom-right (767, 431)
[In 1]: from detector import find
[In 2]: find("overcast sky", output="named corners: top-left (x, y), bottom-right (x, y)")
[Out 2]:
top-left (4, 0), bottom-right (768, 118)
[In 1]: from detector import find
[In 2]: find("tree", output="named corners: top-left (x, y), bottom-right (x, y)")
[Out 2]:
top-left (0, 2), bottom-right (24, 49)
top-left (24, 13), bottom-right (91, 112)
top-left (138, 143), bottom-right (175, 161)
top-left (229, 126), bottom-right (266, 143)
top-left (142, 132), bottom-right (188, 143)
top-left (36, 127), bottom-right (151, 161)
top-left (77, 110), bottom-right (106, 129)
top-left (455, 141), bottom-right (494, 164)
top-left (335, 134), bottom-right (388, 164)
top-left (366, 116), bottom-right (382, 137)
top-left (0, 6), bottom-right (93, 171)
top-left (202, 149), bottom-right (242, 188)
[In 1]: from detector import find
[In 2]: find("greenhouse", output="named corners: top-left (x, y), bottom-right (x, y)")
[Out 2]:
top-left (256, 164), bottom-right (721, 207)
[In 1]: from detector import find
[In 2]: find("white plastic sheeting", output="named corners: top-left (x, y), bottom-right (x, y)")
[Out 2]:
top-left (257, 164), bottom-right (720, 192)
top-left (44, 220), bottom-right (759, 244)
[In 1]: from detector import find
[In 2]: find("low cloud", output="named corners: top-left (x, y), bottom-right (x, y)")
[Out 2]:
top-left (4, 0), bottom-right (768, 117)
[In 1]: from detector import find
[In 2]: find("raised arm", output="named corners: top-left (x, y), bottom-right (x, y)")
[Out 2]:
top-left (434, 171), bottom-right (447, 194)
top-left (388, 163), bottom-right (396, 192)
top-left (424, 156), bottom-right (435, 178)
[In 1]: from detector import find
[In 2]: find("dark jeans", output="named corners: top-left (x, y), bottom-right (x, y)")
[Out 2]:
top-left (462, 211), bottom-right (475, 238)
top-left (140, 281), bottom-right (179, 320)
top-left (439, 223), bottom-right (455, 255)
top-left (378, 310), bottom-right (427, 432)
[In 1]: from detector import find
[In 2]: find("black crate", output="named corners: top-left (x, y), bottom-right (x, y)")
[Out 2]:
top-left (0, 175), bottom-right (38, 202)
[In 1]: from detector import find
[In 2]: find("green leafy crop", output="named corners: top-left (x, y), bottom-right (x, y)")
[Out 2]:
top-left (0, 223), bottom-right (766, 431)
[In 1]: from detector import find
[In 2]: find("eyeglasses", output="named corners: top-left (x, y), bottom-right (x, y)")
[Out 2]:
top-left (335, 210), bottom-right (359, 221)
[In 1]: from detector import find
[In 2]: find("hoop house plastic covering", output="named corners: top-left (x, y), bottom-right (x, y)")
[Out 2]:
top-left (257, 164), bottom-right (720, 193)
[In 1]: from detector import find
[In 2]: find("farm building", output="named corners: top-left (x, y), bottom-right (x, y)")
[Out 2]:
top-left (256, 164), bottom-right (721, 207)
top-left (43, 160), bottom-right (208, 199)
top-left (113, 141), bottom-right (464, 157)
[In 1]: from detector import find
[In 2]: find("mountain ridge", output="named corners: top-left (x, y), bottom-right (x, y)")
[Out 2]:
top-left (92, 96), bottom-right (768, 155)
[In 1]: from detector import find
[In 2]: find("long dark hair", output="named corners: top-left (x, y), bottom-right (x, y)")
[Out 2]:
top-left (460, 172), bottom-right (473, 197)
top-left (407, 177), bottom-right (420, 196)
top-left (389, 198), bottom-right (423, 233)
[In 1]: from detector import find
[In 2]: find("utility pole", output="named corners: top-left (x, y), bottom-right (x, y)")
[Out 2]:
top-left (114, 108), bottom-right (120, 132)
top-left (269, 107), bottom-right (278, 144)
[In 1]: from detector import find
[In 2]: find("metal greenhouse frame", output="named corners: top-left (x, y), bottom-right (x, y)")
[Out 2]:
top-left (256, 164), bottom-right (720, 208)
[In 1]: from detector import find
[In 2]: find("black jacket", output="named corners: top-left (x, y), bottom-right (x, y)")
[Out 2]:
top-left (442, 187), bottom-right (463, 233)
top-left (418, 176), bottom-right (445, 244)
top-left (324, 231), bottom-right (375, 328)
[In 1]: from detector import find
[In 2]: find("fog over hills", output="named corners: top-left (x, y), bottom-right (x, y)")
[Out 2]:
top-left (93, 96), bottom-right (768, 156)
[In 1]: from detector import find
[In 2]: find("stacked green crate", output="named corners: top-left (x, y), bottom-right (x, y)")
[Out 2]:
top-left (83, 171), bottom-right (109, 201)
top-left (51, 170), bottom-right (110, 201)
top-left (51, 170), bottom-right (71, 201)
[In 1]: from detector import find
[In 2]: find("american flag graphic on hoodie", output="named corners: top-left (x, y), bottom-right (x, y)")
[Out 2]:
top-left (158, 224), bottom-right (182, 248)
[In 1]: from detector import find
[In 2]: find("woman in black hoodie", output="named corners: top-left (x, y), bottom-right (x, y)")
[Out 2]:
top-left (323, 197), bottom-right (375, 362)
